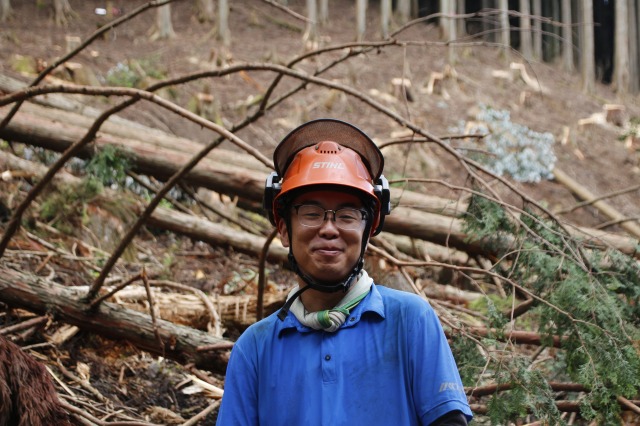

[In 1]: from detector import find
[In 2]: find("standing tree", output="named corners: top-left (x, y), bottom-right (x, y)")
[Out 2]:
top-left (195, 0), bottom-right (214, 23)
top-left (532, 0), bottom-right (542, 60)
top-left (53, 0), bottom-right (74, 26)
top-left (614, 0), bottom-right (630, 94)
top-left (356, 0), bottom-right (367, 42)
top-left (581, 0), bottom-right (596, 93)
top-left (303, 0), bottom-right (318, 48)
top-left (396, 0), bottom-right (410, 24)
top-left (499, 0), bottom-right (511, 63)
top-left (561, 0), bottom-right (573, 72)
top-left (630, 0), bottom-right (639, 93)
top-left (218, 0), bottom-right (230, 46)
top-left (0, 0), bottom-right (12, 22)
top-left (319, 0), bottom-right (328, 25)
top-left (439, 0), bottom-right (457, 63)
top-left (519, 0), bottom-right (533, 61)
top-left (381, 0), bottom-right (391, 39)
top-left (149, 4), bottom-right (176, 40)
top-left (456, 0), bottom-right (466, 38)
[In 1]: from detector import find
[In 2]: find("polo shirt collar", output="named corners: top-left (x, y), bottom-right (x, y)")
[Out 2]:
top-left (277, 283), bottom-right (386, 335)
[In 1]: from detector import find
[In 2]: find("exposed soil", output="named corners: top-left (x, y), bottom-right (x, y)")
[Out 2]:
top-left (1, 0), bottom-right (640, 424)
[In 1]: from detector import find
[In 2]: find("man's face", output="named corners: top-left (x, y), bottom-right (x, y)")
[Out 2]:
top-left (278, 190), bottom-right (366, 284)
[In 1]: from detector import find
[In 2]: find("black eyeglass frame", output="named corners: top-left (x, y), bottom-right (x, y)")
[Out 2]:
top-left (292, 204), bottom-right (368, 231)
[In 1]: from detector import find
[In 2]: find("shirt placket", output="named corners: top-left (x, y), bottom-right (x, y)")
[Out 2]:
top-left (321, 331), bottom-right (337, 383)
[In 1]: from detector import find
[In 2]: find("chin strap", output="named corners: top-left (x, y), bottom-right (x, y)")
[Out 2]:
top-left (277, 253), bottom-right (361, 321)
top-left (276, 206), bottom-right (373, 322)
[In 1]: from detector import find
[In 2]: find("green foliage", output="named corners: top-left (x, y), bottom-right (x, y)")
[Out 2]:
top-left (460, 193), bottom-right (640, 424)
top-left (463, 194), bottom-right (514, 251)
top-left (40, 179), bottom-right (102, 234)
top-left (85, 145), bottom-right (131, 188)
top-left (105, 57), bottom-right (167, 88)
top-left (488, 363), bottom-right (564, 425)
top-left (450, 336), bottom-right (485, 387)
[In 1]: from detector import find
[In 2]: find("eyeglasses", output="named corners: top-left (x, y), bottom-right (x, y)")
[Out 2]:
top-left (292, 204), bottom-right (367, 231)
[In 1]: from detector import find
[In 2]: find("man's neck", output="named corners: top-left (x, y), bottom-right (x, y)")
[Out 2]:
top-left (299, 287), bottom-right (344, 312)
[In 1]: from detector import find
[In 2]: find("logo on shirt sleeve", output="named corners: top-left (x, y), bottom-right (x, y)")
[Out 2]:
top-left (439, 382), bottom-right (465, 393)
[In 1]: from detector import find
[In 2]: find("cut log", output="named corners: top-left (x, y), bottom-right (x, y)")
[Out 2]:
top-left (603, 104), bottom-right (625, 127)
top-left (2, 150), bottom-right (638, 259)
top-left (0, 103), bottom-right (467, 217)
top-left (0, 266), bottom-right (231, 371)
top-left (553, 168), bottom-right (640, 240)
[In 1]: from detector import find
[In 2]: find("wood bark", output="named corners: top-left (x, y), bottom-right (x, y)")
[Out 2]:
top-left (614, 0), bottom-right (630, 94)
top-left (629, 0), bottom-right (639, 94)
top-left (0, 0), bottom-right (12, 22)
top-left (499, 0), bottom-right (511, 63)
top-left (1, 108), bottom-right (638, 259)
top-left (580, 0), bottom-right (595, 93)
top-left (195, 0), bottom-right (215, 23)
top-left (553, 168), bottom-right (640, 240)
top-left (0, 267), bottom-right (231, 371)
top-left (53, 0), bottom-right (73, 26)
top-left (152, 4), bottom-right (176, 40)
top-left (380, 0), bottom-right (391, 39)
top-left (218, 0), bottom-right (230, 46)
top-left (519, 0), bottom-right (533, 61)
top-left (561, 0), bottom-right (573, 72)
top-left (532, 0), bottom-right (542, 60)
top-left (356, 0), bottom-right (367, 42)
top-left (396, 0), bottom-right (410, 24)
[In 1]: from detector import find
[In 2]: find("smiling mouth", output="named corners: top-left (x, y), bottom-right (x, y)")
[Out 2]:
top-left (314, 248), bottom-right (343, 255)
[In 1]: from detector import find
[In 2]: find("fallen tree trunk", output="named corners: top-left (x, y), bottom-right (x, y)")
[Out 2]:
top-left (553, 168), bottom-right (640, 240)
top-left (0, 266), bottom-right (231, 371)
top-left (0, 102), bottom-right (464, 217)
top-left (1, 150), bottom-right (638, 260)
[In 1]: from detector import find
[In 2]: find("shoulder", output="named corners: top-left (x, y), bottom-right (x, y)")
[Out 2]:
top-left (233, 311), bottom-right (281, 350)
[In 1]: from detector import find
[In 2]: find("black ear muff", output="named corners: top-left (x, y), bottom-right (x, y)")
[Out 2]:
top-left (373, 174), bottom-right (391, 236)
top-left (264, 172), bottom-right (282, 226)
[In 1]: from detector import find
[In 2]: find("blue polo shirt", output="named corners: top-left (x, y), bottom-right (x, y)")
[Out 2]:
top-left (216, 284), bottom-right (472, 425)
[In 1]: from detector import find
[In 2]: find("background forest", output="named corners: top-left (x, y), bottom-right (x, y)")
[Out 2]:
top-left (0, 0), bottom-right (639, 424)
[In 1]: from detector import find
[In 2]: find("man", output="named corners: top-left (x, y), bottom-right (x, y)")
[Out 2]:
top-left (216, 119), bottom-right (472, 425)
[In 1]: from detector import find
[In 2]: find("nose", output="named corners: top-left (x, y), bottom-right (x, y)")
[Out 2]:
top-left (318, 212), bottom-right (340, 235)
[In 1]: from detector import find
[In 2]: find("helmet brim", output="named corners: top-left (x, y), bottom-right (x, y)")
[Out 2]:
top-left (274, 118), bottom-right (384, 180)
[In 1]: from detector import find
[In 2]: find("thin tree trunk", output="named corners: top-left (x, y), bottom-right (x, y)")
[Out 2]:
top-left (53, 0), bottom-right (73, 26)
top-left (151, 4), bottom-right (176, 40)
top-left (629, 0), bottom-right (639, 94)
top-left (614, 0), bottom-right (630, 94)
top-left (195, 0), bottom-right (215, 23)
top-left (499, 0), bottom-right (511, 63)
top-left (456, 0), bottom-right (466, 38)
top-left (0, 0), bottom-right (12, 22)
top-left (397, 0), bottom-right (411, 24)
top-left (519, 0), bottom-right (533, 61)
top-left (357, 0), bottom-right (367, 42)
top-left (319, 0), bottom-right (328, 25)
top-left (580, 0), bottom-right (595, 93)
top-left (303, 0), bottom-right (318, 48)
top-left (634, 0), bottom-right (640, 93)
top-left (561, 0), bottom-right (573, 72)
top-left (381, 0), bottom-right (391, 39)
top-left (481, 0), bottom-right (494, 43)
top-left (218, 0), bottom-right (230, 46)
top-left (532, 0), bottom-right (542, 60)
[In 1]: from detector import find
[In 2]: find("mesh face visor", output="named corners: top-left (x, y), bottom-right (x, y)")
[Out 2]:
top-left (273, 118), bottom-right (384, 181)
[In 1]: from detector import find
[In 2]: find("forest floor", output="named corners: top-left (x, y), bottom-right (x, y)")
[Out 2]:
top-left (1, 0), bottom-right (640, 424)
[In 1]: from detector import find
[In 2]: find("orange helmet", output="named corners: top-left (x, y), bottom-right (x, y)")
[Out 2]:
top-left (264, 119), bottom-right (390, 236)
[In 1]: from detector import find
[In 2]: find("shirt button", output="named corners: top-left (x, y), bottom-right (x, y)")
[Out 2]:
top-left (325, 354), bottom-right (331, 361)
top-left (350, 317), bottom-right (356, 322)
